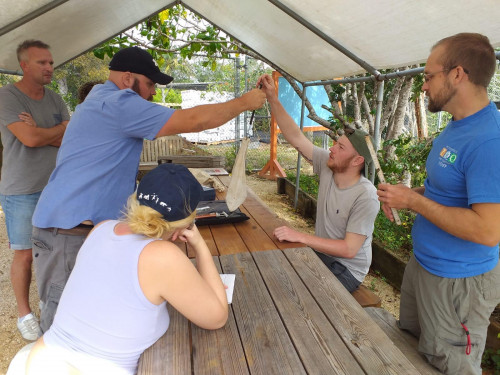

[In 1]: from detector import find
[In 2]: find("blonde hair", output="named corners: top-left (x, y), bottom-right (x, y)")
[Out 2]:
top-left (123, 194), bottom-right (196, 238)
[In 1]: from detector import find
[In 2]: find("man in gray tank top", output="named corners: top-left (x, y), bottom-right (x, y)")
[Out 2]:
top-left (0, 40), bottom-right (69, 341)
top-left (257, 74), bottom-right (379, 292)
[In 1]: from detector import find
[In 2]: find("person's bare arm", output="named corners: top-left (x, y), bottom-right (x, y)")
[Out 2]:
top-left (273, 225), bottom-right (366, 258)
top-left (378, 183), bottom-right (500, 246)
top-left (257, 74), bottom-right (313, 162)
top-left (141, 226), bottom-right (228, 330)
top-left (7, 120), bottom-right (68, 147)
top-left (155, 88), bottom-right (265, 138)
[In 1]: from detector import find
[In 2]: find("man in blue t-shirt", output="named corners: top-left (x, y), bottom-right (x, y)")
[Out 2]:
top-left (378, 33), bottom-right (500, 374)
top-left (31, 47), bottom-right (266, 333)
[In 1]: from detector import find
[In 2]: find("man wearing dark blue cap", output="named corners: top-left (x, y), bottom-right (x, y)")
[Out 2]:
top-left (31, 46), bottom-right (266, 333)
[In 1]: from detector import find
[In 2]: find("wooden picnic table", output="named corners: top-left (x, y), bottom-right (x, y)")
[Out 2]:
top-left (138, 247), bottom-right (437, 374)
top-left (137, 173), bottom-right (439, 375)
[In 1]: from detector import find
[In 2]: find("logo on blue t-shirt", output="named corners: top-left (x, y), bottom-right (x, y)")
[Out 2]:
top-left (439, 147), bottom-right (457, 164)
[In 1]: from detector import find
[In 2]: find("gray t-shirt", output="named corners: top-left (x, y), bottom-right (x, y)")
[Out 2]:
top-left (0, 83), bottom-right (69, 195)
top-left (313, 146), bottom-right (379, 282)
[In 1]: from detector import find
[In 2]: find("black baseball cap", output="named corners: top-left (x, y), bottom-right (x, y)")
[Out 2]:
top-left (109, 47), bottom-right (173, 85)
top-left (136, 164), bottom-right (203, 222)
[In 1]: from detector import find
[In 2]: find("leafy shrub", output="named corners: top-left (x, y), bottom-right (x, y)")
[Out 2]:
top-left (285, 172), bottom-right (319, 197)
top-left (482, 347), bottom-right (500, 374)
top-left (378, 135), bottom-right (435, 187)
top-left (373, 210), bottom-right (414, 260)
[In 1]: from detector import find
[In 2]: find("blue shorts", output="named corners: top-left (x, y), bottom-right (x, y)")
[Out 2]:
top-left (0, 192), bottom-right (41, 250)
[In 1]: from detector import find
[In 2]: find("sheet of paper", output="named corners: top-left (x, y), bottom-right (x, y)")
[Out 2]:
top-left (203, 168), bottom-right (229, 176)
top-left (220, 274), bottom-right (235, 304)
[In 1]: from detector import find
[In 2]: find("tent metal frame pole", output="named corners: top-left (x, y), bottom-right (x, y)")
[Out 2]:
top-left (0, 69), bottom-right (22, 75)
top-left (304, 67), bottom-right (425, 87)
top-left (294, 84), bottom-right (307, 208)
top-left (267, 0), bottom-right (381, 77)
top-left (369, 80), bottom-right (385, 183)
top-left (0, 0), bottom-right (70, 37)
top-left (374, 80), bottom-right (385, 151)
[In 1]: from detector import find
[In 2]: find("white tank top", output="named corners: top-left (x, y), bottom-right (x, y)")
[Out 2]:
top-left (44, 220), bottom-right (170, 374)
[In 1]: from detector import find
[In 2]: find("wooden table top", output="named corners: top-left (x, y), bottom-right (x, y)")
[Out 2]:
top-left (174, 174), bottom-right (305, 258)
top-left (138, 247), bottom-right (430, 375)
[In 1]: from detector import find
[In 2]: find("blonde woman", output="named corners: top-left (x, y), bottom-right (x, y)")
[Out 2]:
top-left (22, 164), bottom-right (228, 374)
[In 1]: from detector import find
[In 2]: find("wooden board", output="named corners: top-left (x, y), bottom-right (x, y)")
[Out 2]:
top-left (253, 250), bottom-right (365, 374)
top-left (219, 252), bottom-right (306, 374)
top-left (210, 223), bottom-right (248, 255)
top-left (196, 225), bottom-right (219, 257)
top-left (191, 257), bottom-right (249, 375)
top-left (232, 205), bottom-right (278, 252)
top-left (218, 175), bottom-right (304, 250)
top-left (283, 247), bottom-right (422, 375)
top-left (138, 304), bottom-right (190, 375)
top-left (365, 307), bottom-right (442, 374)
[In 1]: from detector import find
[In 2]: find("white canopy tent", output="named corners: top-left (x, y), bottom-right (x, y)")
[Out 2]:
top-left (1, 0), bottom-right (499, 81)
top-left (1, 0), bottom-right (500, 183)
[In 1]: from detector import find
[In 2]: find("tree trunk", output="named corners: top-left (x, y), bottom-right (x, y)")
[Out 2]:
top-left (361, 93), bottom-right (374, 135)
top-left (386, 76), bottom-right (413, 141)
top-left (351, 83), bottom-right (362, 129)
top-left (384, 76), bottom-right (413, 160)
top-left (415, 92), bottom-right (428, 139)
top-left (379, 76), bottom-right (404, 144)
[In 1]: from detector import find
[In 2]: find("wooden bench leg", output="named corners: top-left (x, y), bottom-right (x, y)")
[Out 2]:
top-left (351, 285), bottom-right (382, 308)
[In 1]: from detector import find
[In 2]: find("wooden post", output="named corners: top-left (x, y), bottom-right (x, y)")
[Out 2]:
top-left (258, 71), bottom-right (286, 180)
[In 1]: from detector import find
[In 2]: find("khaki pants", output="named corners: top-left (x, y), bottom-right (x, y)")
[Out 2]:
top-left (32, 227), bottom-right (86, 333)
top-left (399, 255), bottom-right (500, 375)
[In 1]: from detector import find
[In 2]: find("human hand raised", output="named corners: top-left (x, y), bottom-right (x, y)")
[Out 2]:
top-left (18, 112), bottom-right (36, 127)
top-left (256, 74), bottom-right (276, 100)
top-left (241, 88), bottom-right (266, 111)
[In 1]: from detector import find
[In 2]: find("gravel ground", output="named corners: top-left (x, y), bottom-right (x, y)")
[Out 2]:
top-left (0, 174), bottom-right (400, 374)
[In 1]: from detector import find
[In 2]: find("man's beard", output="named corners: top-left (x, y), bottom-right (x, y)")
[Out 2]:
top-left (427, 80), bottom-right (456, 113)
top-left (328, 154), bottom-right (355, 174)
top-left (132, 78), bottom-right (153, 101)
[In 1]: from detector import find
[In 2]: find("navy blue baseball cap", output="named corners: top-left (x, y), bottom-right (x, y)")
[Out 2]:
top-left (109, 47), bottom-right (173, 85)
top-left (137, 164), bottom-right (203, 221)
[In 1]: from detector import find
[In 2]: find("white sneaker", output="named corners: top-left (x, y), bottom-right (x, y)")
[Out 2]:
top-left (17, 313), bottom-right (40, 341)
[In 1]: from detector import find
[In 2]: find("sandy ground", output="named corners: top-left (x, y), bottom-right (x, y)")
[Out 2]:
top-left (0, 174), bottom-right (400, 374)
top-left (0, 209), bottom-right (40, 374)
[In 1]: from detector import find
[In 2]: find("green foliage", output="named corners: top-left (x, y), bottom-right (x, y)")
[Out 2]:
top-left (378, 134), bottom-right (435, 187)
top-left (48, 52), bottom-right (109, 110)
top-left (482, 348), bottom-right (500, 374)
top-left (373, 210), bottom-right (414, 256)
top-left (153, 88), bottom-right (182, 104)
top-left (224, 145), bottom-right (237, 171)
top-left (0, 73), bottom-right (19, 87)
top-left (369, 279), bottom-right (376, 291)
top-left (410, 64), bottom-right (425, 102)
top-left (285, 172), bottom-right (319, 198)
top-left (373, 133), bottom-right (439, 257)
top-left (94, 5), bottom-right (238, 76)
